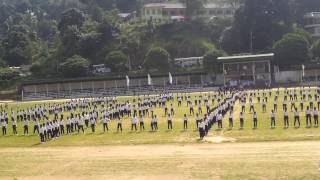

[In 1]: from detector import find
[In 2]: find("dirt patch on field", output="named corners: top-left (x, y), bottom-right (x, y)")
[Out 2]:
top-left (204, 136), bottom-right (237, 143)
top-left (1, 141), bottom-right (320, 180)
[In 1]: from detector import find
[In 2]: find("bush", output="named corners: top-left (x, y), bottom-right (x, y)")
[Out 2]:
top-left (0, 59), bottom-right (7, 67)
top-left (145, 47), bottom-right (170, 71)
top-left (0, 68), bottom-right (20, 80)
top-left (30, 62), bottom-right (43, 77)
top-left (60, 55), bottom-right (90, 78)
top-left (105, 51), bottom-right (128, 72)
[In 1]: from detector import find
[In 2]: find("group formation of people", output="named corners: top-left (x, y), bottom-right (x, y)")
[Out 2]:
top-left (0, 86), bottom-right (319, 143)
top-left (0, 91), bottom-right (230, 143)
top-left (227, 87), bottom-right (320, 129)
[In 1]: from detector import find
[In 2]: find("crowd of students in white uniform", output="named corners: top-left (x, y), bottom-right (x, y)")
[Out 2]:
top-left (0, 86), bottom-right (319, 143)
top-left (0, 92), bottom-right (228, 143)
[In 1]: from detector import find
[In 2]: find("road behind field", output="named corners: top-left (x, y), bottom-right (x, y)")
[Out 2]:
top-left (0, 141), bottom-right (320, 180)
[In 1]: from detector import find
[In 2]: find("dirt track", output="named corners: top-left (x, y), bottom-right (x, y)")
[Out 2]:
top-left (1, 141), bottom-right (320, 180)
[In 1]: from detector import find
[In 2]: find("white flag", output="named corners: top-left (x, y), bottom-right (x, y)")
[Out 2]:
top-left (126, 75), bottom-right (130, 87)
top-left (169, 72), bottom-right (173, 84)
top-left (148, 74), bottom-right (152, 86)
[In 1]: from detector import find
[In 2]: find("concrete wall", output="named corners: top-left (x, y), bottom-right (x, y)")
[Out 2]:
top-left (275, 70), bottom-right (302, 83)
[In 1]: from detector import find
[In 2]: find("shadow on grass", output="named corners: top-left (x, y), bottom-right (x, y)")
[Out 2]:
top-left (32, 142), bottom-right (41, 146)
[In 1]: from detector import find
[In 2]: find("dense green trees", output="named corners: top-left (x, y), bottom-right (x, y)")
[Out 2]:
top-left (0, 68), bottom-right (19, 80)
top-left (60, 55), bottom-right (90, 78)
top-left (0, 0), bottom-right (317, 80)
top-left (105, 51), bottom-right (129, 72)
top-left (273, 33), bottom-right (310, 67)
top-left (145, 47), bottom-right (170, 72)
top-left (221, 0), bottom-right (293, 54)
top-left (180, 0), bottom-right (207, 19)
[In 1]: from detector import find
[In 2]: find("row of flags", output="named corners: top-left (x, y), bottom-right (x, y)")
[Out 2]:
top-left (126, 73), bottom-right (173, 87)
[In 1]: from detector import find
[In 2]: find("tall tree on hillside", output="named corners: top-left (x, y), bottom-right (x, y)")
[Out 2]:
top-left (58, 8), bottom-right (85, 33)
top-left (221, 0), bottom-right (293, 53)
top-left (273, 33), bottom-right (310, 67)
top-left (180, 0), bottom-right (208, 19)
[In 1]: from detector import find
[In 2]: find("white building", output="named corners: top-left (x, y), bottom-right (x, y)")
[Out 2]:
top-left (142, 2), bottom-right (238, 21)
top-left (304, 12), bottom-right (320, 37)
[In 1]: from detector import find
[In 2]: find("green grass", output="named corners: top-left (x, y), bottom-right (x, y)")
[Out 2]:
top-left (1, 88), bottom-right (320, 179)
top-left (0, 88), bottom-right (319, 147)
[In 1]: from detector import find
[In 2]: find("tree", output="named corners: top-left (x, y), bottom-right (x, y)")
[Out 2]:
top-left (273, 33), bottom-right (310, 67)
top-left (105, 51), bottom-right (129, 72)
top-left (4, 47), bottom-right (32, 66)
top-left (181, 0), bottom-right (208, 19)
top-left (60, 25), bottom-right (82, 58)
top-left (145, 47), bottom-right (170, 72)
top-left (203, 49), bottom-right (224, 73)
top-left (58, 8), bottom-right (85, 32)
top-left (312, 40), bottom-right (320, 60)
top-left (222, 0), bottom-right (293, 53)
top-left (0, 67), bottom-right (19, 80)
top-left (60, 55), bottom-right (90, 78)
top-left (0, 58), bottom-right (6, 68)
top-left (293, 28), bottom-right (313, 46)
top-left (30, 61), bottom-right (46, 77)
top-left (1, 28), bottom-right (33, 66)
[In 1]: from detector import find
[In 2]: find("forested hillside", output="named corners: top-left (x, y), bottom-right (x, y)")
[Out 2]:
top-left (0, 0), bottom-right (319, 80)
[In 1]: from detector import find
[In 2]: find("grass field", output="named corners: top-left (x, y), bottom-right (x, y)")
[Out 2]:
top-left (0, 88), bottom-right (320, 179)
top-left (1, 141), bottom-right (320, 180)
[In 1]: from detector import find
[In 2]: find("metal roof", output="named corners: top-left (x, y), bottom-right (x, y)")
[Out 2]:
top-left (144, 3), bottom-right (233, 9)
top-left (218, 53), bottom-right (274, 63)
top-left (144, 3), bottom-right (185, 9)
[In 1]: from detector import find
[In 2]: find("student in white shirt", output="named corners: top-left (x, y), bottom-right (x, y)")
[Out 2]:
top-left (12, 119), bottom-right (17, 135)
top-left (294, 108), bottom-right (300, 128)
top-left (139, 115), bottom-right (144, 131)
top-left (102, 115), bottom-right (109, 132)
top-left (198, 120), bottom-right (205, 140)
top-left (90, 118), bottom-right (96, 133)
top-left (117, 118), bottom-right (122, 132)
top-left (284, 108), bottom-right (289, 128)
top-left (253, 111), bottom-right (258, 129)
top-left (33, 120), bottom-right (40, 134)
top-left (183, 114), bottom-right (188, 130)
top-left (167, 113), bottom-right (173, 130)
top-left (270, 110), bottom-right (276, 128)
top-left (229, 111), bottom-right (233, 129)
top-left (2, 120), bottom-right (7, 136)
top-left (239, 112), bottom-right (244, 129)
top-left (217, 113), bottom-right (223, 129)
top-left (23, 119), bottom-right (29, 136)
top-left (131, 116), bottom-right (137, 131)
top-left (152, 115), bottom-right (158, 131)
top-left (313, 107), bottom-right (318, 127)
top-left (195, 113), bottom-right (201, 129)
top-left (60, 119), bottom-right (65, 135)
top-left (78, 116), bottom-right (85, 134)
top-left (66, 117), bottom-right (71, 134)
top-left (39, 124), bottom-right (45, 143)
top-left (306, 106), bottom-right (312, 127)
